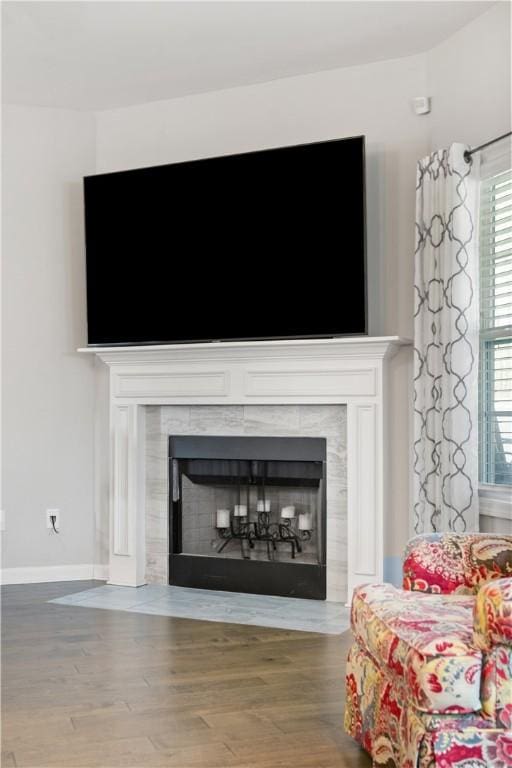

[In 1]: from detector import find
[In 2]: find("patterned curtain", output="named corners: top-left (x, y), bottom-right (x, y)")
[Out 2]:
top-left (413, 143), bottom-right (480, 534)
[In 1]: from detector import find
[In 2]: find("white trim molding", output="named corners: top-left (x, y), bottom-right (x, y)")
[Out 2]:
top-left (80, 336), bottom-right (410, 599)
top-left (479, 484), bottom-right (512, 521)
top-left (1, 564), bottom-right (108, 585)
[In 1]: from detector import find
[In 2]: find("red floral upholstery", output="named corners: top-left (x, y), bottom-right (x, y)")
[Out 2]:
top-left (351, 583), bottom-right (482, 713)
top-left (474, 577), bottom-right (512, 650)
top-left (468, 538), bottom-right (512, 590)
top-left (403, 533), bottom-right (512, 594)
top-left (474, 578), bottom-right (512, 726)
top-left (345, 534), bottom-right (512, 767)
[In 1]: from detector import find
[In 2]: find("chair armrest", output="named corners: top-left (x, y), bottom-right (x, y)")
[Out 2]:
top-left (402, 533), bottom-right (469, 594)
top-left (473, 577), bottom-right (512, 650)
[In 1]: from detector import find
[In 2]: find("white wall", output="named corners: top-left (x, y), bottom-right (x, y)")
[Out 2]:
top-left (427, 2), bottom-right (511, 150)
top-left (96, 54), bottom-right (430, 340)
top-left (2, 4), bottom-right (510, 578)
top-left (2, 105), bottom-right (97, 572)
top-left (481, 515), bottom-right (512, 536)
top-left (428, 1), bottom-right (512, 540)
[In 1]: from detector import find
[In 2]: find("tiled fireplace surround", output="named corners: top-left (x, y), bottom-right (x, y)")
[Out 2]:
top-left (146, 404), bottom-right (346, 600)
top-left (83, 336), bottom-right (406, 603)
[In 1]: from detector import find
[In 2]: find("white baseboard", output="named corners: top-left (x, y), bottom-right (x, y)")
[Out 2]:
top-left (92, 564), bottom-right (109, 581)
top-left (479, 486), bottom-right (512, 521)
top-left (1, 564), bottom-right (109, 585)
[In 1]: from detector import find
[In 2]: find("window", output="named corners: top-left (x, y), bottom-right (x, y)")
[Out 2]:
top-left (479, 166), bottom-right (512, 487)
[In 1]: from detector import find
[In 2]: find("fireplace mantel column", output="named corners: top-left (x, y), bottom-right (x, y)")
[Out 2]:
top-left (109, 402), bottom-right (146, 586)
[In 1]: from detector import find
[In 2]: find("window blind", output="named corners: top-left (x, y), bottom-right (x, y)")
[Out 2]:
top-left (479, 167), bottom-right (512, 486)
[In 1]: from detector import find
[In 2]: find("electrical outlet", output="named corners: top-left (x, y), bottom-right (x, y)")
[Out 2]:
top-left (46, 508), bottom-right (60, 531)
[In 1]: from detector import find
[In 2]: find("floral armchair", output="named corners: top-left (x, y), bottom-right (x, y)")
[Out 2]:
top-left (344, 533), bottom-right (512, 767)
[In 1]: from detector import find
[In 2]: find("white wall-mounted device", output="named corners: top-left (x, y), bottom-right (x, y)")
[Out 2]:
top-left (412, 96), bottom-right (431, 115)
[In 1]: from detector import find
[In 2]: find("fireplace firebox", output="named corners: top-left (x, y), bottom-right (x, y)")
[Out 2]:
top-left (168, 435), bottom-right (327, 599)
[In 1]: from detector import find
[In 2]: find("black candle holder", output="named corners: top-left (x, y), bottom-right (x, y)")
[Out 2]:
top-left (216, 508), bottom-right (313, 561)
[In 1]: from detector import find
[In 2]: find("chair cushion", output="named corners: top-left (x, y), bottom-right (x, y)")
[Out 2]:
top-left (403, 534), bottom-right (470, 594)
top-left (403, 534), bottom-right (512, 594)
top-left (351, 583), bottom-right (482, 714)
top-left (465, 536), bottom-right (512, 589)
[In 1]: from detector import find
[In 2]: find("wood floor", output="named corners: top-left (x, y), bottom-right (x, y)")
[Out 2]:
top-left (1, 581), bottom-right (370, 768)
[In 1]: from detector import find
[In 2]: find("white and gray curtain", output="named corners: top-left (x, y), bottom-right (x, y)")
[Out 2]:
top-left (413, 143), bottom-right (480, 534)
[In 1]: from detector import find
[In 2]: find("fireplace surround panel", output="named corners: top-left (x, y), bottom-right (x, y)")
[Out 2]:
top-left (145, 404), bottom-right (347, 601)
top-left (81, 337), bottom-right (407, 600)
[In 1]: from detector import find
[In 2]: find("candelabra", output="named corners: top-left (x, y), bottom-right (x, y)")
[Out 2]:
top-left (216, 505), bottom-right (313, 561)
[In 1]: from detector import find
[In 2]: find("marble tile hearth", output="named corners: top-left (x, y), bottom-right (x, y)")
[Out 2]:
top-left (50, 584), bottom-right (351, 634)
top-left (145, 404), bottom-right (347, 602)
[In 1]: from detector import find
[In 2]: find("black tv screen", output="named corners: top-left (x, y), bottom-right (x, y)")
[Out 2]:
top-left (84, 136), bottom-right (366, 345)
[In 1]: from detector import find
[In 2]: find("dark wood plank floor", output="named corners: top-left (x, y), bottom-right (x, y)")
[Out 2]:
top-left (1, 581), bottom-right (370, 768)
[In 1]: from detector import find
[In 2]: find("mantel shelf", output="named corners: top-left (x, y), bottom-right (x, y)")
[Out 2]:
top-left (79, 335), bottom-right (412, 366)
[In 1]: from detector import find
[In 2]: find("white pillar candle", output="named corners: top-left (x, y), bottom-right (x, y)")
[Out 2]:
top-left (234, 504), bottom-right (247, 517)
top-left (216, 509), bottom-right (230, 528)
top-left (298, 512), bottom-right (312, 531)
top-left (281, 505), bottom-right (296, 519)
top-left (257, 499), bottom-right (271, 512)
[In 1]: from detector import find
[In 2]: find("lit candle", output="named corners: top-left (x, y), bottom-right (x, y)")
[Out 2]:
top-left (234, 504), bottom-right (247, 517)
top-left (281, 505), bottom-right (296, 519)
top-left (298, 513), bottom-right (312, 531)
top-left (257, 499), bottom-right (271, 512)
top-left (216, 509), bottom-right (230, 528)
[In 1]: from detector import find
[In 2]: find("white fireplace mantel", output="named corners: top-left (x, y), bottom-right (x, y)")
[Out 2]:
top-left (80, 336), bottom-right (410, 599)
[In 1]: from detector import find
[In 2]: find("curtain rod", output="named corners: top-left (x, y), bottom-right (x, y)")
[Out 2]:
top-left (463, 130), bottom-right (512, 163)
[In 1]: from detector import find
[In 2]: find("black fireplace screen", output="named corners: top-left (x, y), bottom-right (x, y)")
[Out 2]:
top-left (168, 435), bottom-right (327, 599)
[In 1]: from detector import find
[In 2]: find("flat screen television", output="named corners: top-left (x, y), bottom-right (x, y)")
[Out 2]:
top-left (84, 135), bottom-right (366, 345)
